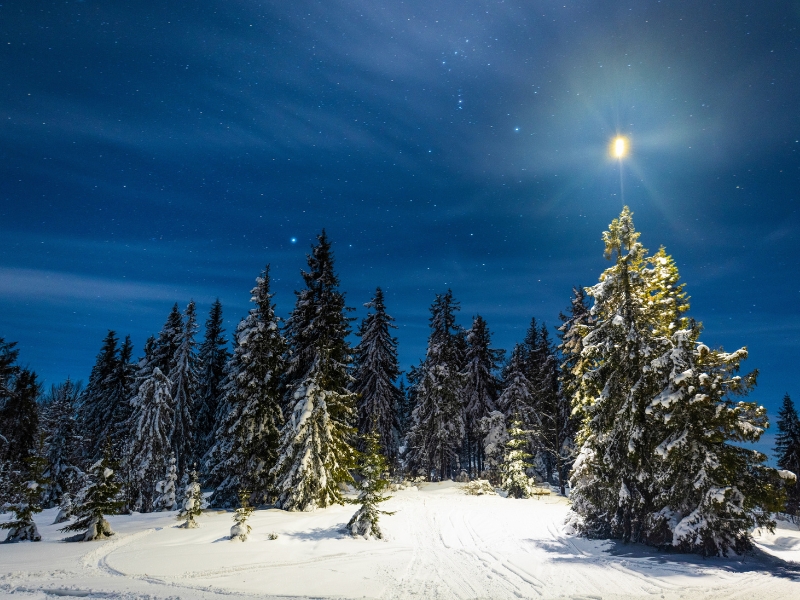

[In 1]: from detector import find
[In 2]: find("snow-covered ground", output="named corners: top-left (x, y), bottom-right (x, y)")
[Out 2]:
top-left (2, 482), bottom-right (799, 599)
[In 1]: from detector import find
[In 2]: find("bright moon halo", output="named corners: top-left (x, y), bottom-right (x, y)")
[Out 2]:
top-left (612, 136), bottom-right (628, 159)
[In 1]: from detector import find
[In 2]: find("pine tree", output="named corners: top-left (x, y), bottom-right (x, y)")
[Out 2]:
top-left (152, 304), bottom-right (183, 376)
top-left (79, 331), bottom-right (120, 459)
top-left (347, 431), bottom-right (394, 539)
top-left (195, 299), bottom-right (230, 460)
top-left (570, 207), bottom-right (784, 555)
top-left (205, 267), bottom-right (286, 507)
top-left (177, 468), bottom-right (203, 528)
top-left (497, 345), bottom-right (534, 426)
top-left (61, 443), bottom-right (123, 541)
top-left (230, 490), bottom-right (254, 541)
top-left (0, 367), bottom-right (40, 470)
top-left (406, 291), bottom-right (465, 480)
top-left (500, 415), bottom-right (533, 499)
top-left (108, 336), bottom-right (136, 454)
top-left (126, 367), bottom-right (174, 512)
top-left (1, 443), bottom-right (48, 542)
top-left (283, 230), bottom-right (354, 408)
top-left (558, 286), bottom-right (593, 408)
top-left (153, 453), bottom-right (178, 511)
top-left (41, 379), bottom-right (84, 507)
top-left (53, 492), bottom-right (74, 524)
top-left (775, 394), bottom-right (800, 515)
top-left (461, 315), bottom-right (503, 477)
top-left (271, 353), bottom-right (358, 511)
top-left (171, 301), bottom-right (198, 475)
top-left (352, 288), bottom-right (402, 465)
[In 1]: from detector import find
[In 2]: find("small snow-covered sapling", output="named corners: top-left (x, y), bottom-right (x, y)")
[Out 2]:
top-left (177, 467), bottom-right (204, 529)
top-left (230, 490), bottom-right (254, 541)
top-left (346, 432), bottom-right (394, 540)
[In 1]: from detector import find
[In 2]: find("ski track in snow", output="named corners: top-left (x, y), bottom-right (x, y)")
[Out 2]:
top-left (1, 482), bottom-right (799, 599)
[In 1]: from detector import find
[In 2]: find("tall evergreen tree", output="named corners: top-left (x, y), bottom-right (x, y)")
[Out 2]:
top-left (170, 300), bottom-right (198, 474)
top-left (108, 336), bottom-right (136, 454)
top-left (406, 290), bottom-right (465, 480)
top-left (774, 394), bottom-right (800, 515)
top-left (205, 267), bottom-right (286, 507)
top-left (352, 287), bottom-right (402, 465)
top-left (282, 230), bottom-right (353, 408)
top-left (558, 286), bottom-right (593, 415)
top-left (461, 315), bottom-right (503, 477)
top-left (195, 299), bottom-right (230, 460)
top-left (152, 304), bottom-right (183, 376)
top-left (0, 368), bottom-right (40, 465)
top-left (41, 379), bottom-right (84, 506)
top-left (126, 367), bottom-right (174, 512)
top-left (78, 331), bottom-right (120, 459)
top-left (570, 207), bottom-right (784, 555)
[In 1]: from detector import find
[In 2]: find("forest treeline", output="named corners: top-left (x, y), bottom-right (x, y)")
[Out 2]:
top-left (1, 208), bottom-right (799, 554)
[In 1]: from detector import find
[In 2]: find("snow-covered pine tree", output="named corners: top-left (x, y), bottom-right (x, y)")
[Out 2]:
top-left (153, 453), bottom-right (178, 511)
top-left (347, 431), bottom-right (394, 539)
top-left (170, 301), bottom-right (198, 475)
top-left (230, 490), bottom-right (254, 541)
top-left (406, 291), bottom-right (465, 480)
top-left (352, 287), bottom-right (402, 465)
top-left (108, 336), bottom-right (135, 455)
top-left (461, 315), bottom-right (503, 477)
top-left (271, 351), bottom-right (358, 511)
top-left (177, 468), bottom-right (203, 528)
top-left (53, 492), bottom-right (74, 524)
top-left (126, 367), bottom-right (174, 512)
top-left (558, 286), bottom-right (593, 407)
top-left (282, 231), bottom-right (354, 410)
top-left (1, 443), bottom-right (48, 542)
top-left (195, 299), bottom-right (230, 461)
top-left (497, 345), bottom-right (534, 425)
top-left (775, 394), bottom-right (800, 516)
top-left (569, 207), bottom-right (669, 543)
top-left (204, 267), bottom-right (286, 507)
top-left (500, 414), bottom-right (533, 499)
top-left (78, 331), bottom-right (119, 459)
top-left (152, 304), bottom-right (183, 376)
top-left (61, 443), bottom-right (123, 541)
top-left (41, 379), bottom-right (84, 507)
top-left (479, 410), bottom-right (508, 478)
top-left (0, 366), bottom-right (40, 467)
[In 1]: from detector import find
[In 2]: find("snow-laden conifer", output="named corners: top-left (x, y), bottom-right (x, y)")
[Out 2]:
top-left (41, 379), bottom-right (84, 507)
top-left (153, 453), bottom-right (178, 511)
top-left (53, 492), bottom-right (74, 524)
top-left (1, 445), bottom-right (48, 542)
top-left (271, 352), bottom-right (358, 511)
top-left (0, 367), bottom-right (40, 468)
top-left (61, 443), bottom-right (123, 541)
top-left (406, 291), bottom-right (465, 480)
top-left (107, 336), bottom-right (136, 455)
top-left (230, 491), bottom-right (254, 541)
top-left (152, 304), bottom-right (183, 376)
top-left (352, 288), bottom-right (402, 465)
top-left (500, 414), bottom-right (533, 499)
top-left (204, 267), bottom-right (286, 507)
top-left (775, 394), bottom-right (800, 516)
top-left (461, 315), bottom-right (503, 477)
top-left (195, 299), bottom-right (230, 460)
top-left (347, 431), bottom-right (394, 539)
top-left (497, 345), bottom-right (534, 424)
top-left (126, 367), bottom-right (174, 512)
top-left (479, 410), bottom-right (507, 477)
top-left (177, 468), bottom-right (203, 528)
top-left (282, 231), bottom-right (353, 409)
top-left (170, 301), bottom-right (198, 475)
top-left (78, 331), bottom-right (119, 459)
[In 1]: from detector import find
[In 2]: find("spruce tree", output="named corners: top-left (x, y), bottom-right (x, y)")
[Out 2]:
top-left (0, 368), bottom-right (40, 466)
top-left (41, 379), bottom-right (84, 507)
top-left (775, 394), bottom-right (800, 515)
top-left (558, 286), bottom-right (593, 408)
top-left (230, 491), bottom-right (254, 541)
top-left (62, 443), bottom-right (123, 541)
top-left (347, 431), bottom-right (394, 539)
top-left (352, 287), bottom-right (402, 465)
top-left (406, 291), bottom-right (465, 480)
top-left (271, 352), bottom-right (358, 510)
top-left (152, 304), bottom-right (183, 376)
top-left (500, 415), bottom-right (533, 499)
top-left (497, 345), bottom-right (534, 426)
top-left (195, 299), bottom-right (230, 460)
top-left (153, 453), bottom-right (178, 511)
top-left (126, 367), bottom-right (174, 512)
top-left (1, 444), bottom-right (48, 542)
top-left (205, 267), bottom-right (286, 507)
top-left (79, 331), bottom-right (120, 460)
top-left (461, 315), bottom-right (503, 477)
top-left (108, 336), bottom-right (136, 454)
top-left (177, 467), bottom-right (203, 528)
top-left (170, 300), bottom-right (198, 475)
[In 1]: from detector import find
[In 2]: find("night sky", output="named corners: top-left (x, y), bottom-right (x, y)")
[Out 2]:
top-left (2, 1), bottom-right (799, 450)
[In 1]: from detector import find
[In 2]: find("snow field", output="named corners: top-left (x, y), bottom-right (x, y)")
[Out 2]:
top-left (2, 482), bottom-right (799, 599)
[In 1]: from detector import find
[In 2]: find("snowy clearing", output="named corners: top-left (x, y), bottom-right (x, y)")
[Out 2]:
top-left (1, 482), bottom-right (799, 599)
